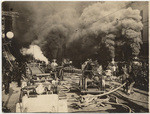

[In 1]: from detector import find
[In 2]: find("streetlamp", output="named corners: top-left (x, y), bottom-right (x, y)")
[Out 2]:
top-left (6, 31), bottom-right (14, 39)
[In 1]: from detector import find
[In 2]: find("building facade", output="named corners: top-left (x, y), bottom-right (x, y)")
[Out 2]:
top-left (130, 1), bottom-right (149, 60)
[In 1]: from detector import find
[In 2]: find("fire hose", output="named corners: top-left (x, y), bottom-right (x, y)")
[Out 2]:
top-left (61, 72), bottom-right (126, 95)
top-left (115, 91), bottom-right (148, 104)
top-left (82, 82), bottom-right (127, 98)
top-left (108, 82), bottom-right (148, 104)
top-left (61, 71), bottom-right (147, 112)
top-left (71, 94), bottom-right (133, 113)
top-left (86, 82), bottom-right (148, 104)
top-left (62, 72), bottom-right (147, 104)
top-left (104, 99), bottom-right (132, 113)
top-left (85, 81), bottom-right (147, 112)
top-left (72, 83), bottom-right (133, 113)
top-left (106, 95), bottom-right (133, 113)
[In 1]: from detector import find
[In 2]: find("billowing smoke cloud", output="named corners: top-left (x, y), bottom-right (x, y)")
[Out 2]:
top-left (5, 1), bottom-right (145, 63)
top-left (121, 7), bottom-right (143, 56)
top-left (68, 1), bottom-right (143, 59)
top-left (32, 7), bottom-right (80, 60)
top-left (7, 2), bottom-right (95, 61)
top-left (21, 45), bottom-right (48, 64)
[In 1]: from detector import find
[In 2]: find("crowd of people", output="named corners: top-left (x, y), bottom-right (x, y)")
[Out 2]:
top-left (2, 57), bottom-right (148, 95)
top-left (81, 57), bottom-right (148, 94)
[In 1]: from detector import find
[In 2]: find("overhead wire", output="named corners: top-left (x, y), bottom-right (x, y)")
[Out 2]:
top-left (2, 2), bottom-right (149, 67)
top-left (83, 1), bottom-right (144, 26)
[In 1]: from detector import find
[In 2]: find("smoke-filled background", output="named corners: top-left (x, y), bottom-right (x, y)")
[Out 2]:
top-left (3, 1), bottom-right (146, 67)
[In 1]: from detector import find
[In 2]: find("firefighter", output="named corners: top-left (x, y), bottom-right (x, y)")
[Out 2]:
top-left (97, 65), bottom-right (103, 75)
top-left (4, 71), bottom-right (11, 94)
top-left (51, 59), bottom-right (58, 79)
top-left (97, 65), bottom-right (105, 90)
top-left (51, 59), bottom-right (58, 70)
top-left (45, 61), bottom-right (51, 73)
top-left (92, 64), bottom-right (104, 91)
top-left (127, 70), bottom-right (136, 94)
top-left (107, 60), bottom-right (118, 76)
top-left (81, 59), bottom-right (89, 71)
top-left (52, 78), bottom-right (59, 94)
top-left (127, 57), bottom-right (142, 94)
top-left (121, 64), bottom-right (129, 93)
top-left (21, 62), bottom-right (26, 77)
top-left (82, 59), bottom-right (93, 90)
top-left (16, 64), bottom-right (22, 87)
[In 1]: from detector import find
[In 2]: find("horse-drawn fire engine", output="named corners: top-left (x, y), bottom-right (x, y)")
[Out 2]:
top-left (16, 62), bottom-right (68, 113)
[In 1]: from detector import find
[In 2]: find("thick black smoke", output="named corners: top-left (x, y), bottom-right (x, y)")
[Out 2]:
top-left (68, 1), bottom-right (144, 64)
top-left (3, 1), bottom-right (145, 65)
top-left (5, 1), bottom-right (95, 62)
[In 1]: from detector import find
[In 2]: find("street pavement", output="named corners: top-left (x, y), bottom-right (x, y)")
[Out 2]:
top-left (115, 88), bottom-right (149, 112)
top-left (2, 73), bottom-right (149, 113)
top-left (2, 82), bottom-right (21, 112)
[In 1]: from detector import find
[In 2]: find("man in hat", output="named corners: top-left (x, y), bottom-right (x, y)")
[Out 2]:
top-left (81, 59), bottom-right (90, 71)
top-left (126, 57), bottom-right (142, 94)
top-left (121, 64), bottom-right (130, 93)
top-left (15, 64), bottom-right (22, 87)
top-left (107, 60), bottom-right (118, 76)
top-left (51, 59), bottom-right (58, 79)
top-left (51, 59), bottom-right (58, 70)
top-left (82, 59), bottom-right (93, 90)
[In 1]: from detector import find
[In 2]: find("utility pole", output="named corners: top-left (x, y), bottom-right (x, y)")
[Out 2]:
top-left (2, 10), bottom-right (19, 38)
top-left (2, 9), bottom-right (19, 67)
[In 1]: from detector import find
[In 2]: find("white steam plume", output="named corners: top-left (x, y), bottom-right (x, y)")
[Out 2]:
top-left (21, 45), bottom-right (48, 64)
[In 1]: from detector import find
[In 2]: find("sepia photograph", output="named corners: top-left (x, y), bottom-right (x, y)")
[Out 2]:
top-left (1, 1), bottom-right (149, 113)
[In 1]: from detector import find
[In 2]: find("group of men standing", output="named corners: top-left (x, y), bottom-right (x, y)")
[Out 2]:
top-left (3, 62), bottom-right (25, 94)
top-left (3, 56), bottom-right (146, 95)
top-left (81, 57), bottom-right (143, 95)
